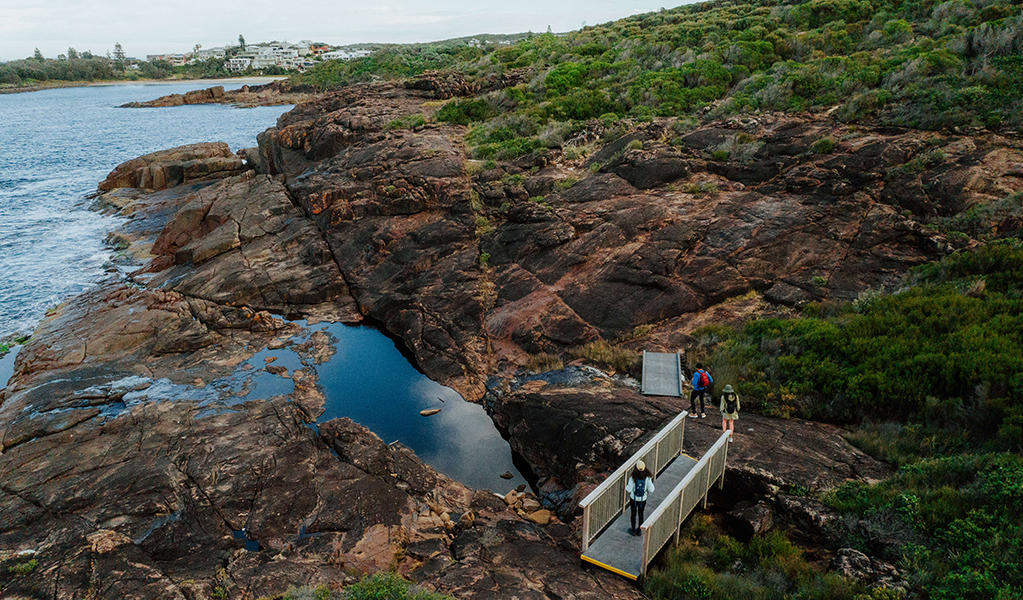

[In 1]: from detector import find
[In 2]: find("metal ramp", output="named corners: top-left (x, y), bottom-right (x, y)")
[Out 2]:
top-left (579, 413), bottom-right (730, 581)
top-left (641, 351), bottom-right (684, 396)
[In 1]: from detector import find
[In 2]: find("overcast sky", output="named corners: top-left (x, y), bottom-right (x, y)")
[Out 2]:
top-left (0, 0), bottom-right (689, 61)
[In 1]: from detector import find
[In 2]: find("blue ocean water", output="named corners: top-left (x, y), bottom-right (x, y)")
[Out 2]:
top-left (0, 79), bottom-right (287, 338)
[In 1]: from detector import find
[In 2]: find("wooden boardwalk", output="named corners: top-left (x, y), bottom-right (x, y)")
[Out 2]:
top-left (581, 454), bottom-right (698, 579)
top-left (578, 398), bottom-right (730, 581)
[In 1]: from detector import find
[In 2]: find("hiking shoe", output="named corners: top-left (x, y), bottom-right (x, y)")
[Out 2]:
top-left (701, 413), bottom-right (706, 418)
top-left (688, 413), bottom-right (697, 419)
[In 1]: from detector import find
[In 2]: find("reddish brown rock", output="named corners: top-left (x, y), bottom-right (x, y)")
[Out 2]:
top-left (98, 142), bottom-right (246, 192)
top-left (246, 84), bottom-right (1023, 401)
top-left (5, 77), bottom-right (1020, 600)
top-left (120, 81), bottom-right (317, 109)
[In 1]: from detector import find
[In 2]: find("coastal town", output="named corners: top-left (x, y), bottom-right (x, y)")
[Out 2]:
top-left (145, 40), bottom-right (372, 73)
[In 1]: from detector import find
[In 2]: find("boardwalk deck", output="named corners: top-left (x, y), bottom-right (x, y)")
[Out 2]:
top-left (641, 351), bottom-right (683, 397)
top-left (581, 454), bottom-right (699, 580)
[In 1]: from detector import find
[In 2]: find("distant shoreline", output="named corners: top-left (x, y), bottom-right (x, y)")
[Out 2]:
top-left (0, 76), bottom-right (288, 95)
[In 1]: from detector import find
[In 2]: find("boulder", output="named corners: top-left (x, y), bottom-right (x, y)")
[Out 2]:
top-left (726, 501), bottom-right (775, 541)
top-left (98, 142), bottom-right (246, 192)
top-left (833, 548), bottom-right (909, 595)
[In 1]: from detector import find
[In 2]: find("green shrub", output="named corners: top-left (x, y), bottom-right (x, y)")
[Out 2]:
top-left (647, 525), bottom-right (866, 600)
top-left (387, 114), bottom-right (427, 130)
top-left (824, 453), bottom-right (1023, 599)
top-left (435, 98), bottom-right (496, 126)
top-left (704, 241), bottom-right (1023, 424)
top-left (341, 572), bottom-right (454, 600)
top-left (812, 137), bottom-right (837, 154)
top-left (474, 215), bottom-right (493, 236)
top-left (9, 559), bottom-right (38, 575)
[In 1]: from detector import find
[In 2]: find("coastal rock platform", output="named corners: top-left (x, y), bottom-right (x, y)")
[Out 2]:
top-left (4, 75), bottom-right (1020, 597)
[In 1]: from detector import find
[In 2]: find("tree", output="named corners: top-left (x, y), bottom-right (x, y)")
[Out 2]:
top-left (113, 42), bottom-right (125, 71)
top-left (67, 47), bottom-right (78, 60)
top-left (239, 34), bottom-right (246, 51)
top-left (34, 47), bottom-right (43, 61)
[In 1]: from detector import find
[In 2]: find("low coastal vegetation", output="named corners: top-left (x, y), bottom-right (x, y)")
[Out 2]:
top-left (648, 517), bottom-right (889, 600)
top-left (681, 239), bottom-right (1023, 598)
top-left (295, 0), bottom-right (1021, 162)
top-left (277, 572), bottom-right (454, 600)
top-left (0, 334), bottom-right (29, 356)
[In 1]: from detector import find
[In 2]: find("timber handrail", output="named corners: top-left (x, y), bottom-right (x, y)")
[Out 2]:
top-left (579, 410), bottom-right (689, 552)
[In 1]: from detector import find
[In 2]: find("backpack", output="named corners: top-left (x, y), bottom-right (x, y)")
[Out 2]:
top-left (634, 476), bottom-right (646, 499)
top-left (725, 393), bottom-right (738, 414)
top-left (698, 370), bottom-right (711, 389)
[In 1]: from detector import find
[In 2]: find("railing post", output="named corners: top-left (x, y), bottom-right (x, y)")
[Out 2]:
top-left (680, 411), bottom-right (686, 455)
top-left (582, 506), bottom-right (591, 551)
top-left (719, 440), bottom-right (728, 490)
top-left (641, 527), bottom-right (651, 578)
top-left (653, 444), bottom-right (659, 481)
top-left (673, 494), bottom-right (682, 547)
top-left (702, 462), bottom-right (710, 510)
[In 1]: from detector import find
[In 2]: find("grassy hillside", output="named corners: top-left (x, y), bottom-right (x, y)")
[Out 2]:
top-left (297, 0), bottom-right (1022, 160)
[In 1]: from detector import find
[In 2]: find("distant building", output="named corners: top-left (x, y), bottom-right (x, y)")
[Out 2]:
top-left (322, 49), bottom-right (372, 61)
top-left (309, 43), bottom-right (330, 56)
top-left (226, 57), bottom-right (252, 72)
top-left (189, 47), bottom-right (226, 63)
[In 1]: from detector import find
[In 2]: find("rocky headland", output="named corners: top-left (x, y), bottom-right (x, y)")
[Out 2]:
top-left (119, 80), bottom-right (317, 109)
top-left (3, 74), bottom-right (1021, 598)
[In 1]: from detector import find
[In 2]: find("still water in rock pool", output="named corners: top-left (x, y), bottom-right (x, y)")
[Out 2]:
top-left (231, 322), bottom-right (533, 494)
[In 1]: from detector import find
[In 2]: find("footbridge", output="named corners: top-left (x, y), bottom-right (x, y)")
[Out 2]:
top-left (579, 352), bottom-right (730, 581)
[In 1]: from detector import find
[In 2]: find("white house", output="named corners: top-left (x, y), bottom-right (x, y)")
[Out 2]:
top-left (321, 49), bottom-right (372, 61)
top-left (226, 57), bottom-right (252, 72)
top-left (190, 47), bottom-right (226, 62)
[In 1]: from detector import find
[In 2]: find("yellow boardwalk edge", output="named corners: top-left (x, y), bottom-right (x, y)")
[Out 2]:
top-left (580, 554), bottom-right (639, 581)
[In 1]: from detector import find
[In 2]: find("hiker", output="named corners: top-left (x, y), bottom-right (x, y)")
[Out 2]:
top-left (720, 384), bottom-right (740, 440)
top-left (625, 460), bottom-right (654, 537)
top-left (689, 363), bottom-right (713, 418)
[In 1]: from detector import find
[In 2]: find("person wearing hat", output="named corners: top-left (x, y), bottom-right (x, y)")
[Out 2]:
top-left (719, 384), bottom-right (740, 440)
top-left (625, 460), bottom-right (655, 536)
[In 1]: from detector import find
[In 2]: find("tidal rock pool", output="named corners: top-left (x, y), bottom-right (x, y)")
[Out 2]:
top-left (229, 321), bottom-right (534, 494)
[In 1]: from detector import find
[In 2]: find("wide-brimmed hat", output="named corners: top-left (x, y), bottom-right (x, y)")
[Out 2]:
top-left (723, 384), bottom-right (734, 393)
top-left (636, 460), bottom-right (646, 471)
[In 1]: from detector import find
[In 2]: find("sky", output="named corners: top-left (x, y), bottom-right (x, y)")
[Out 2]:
top-left (0, 0), bottom-right (689, 61)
